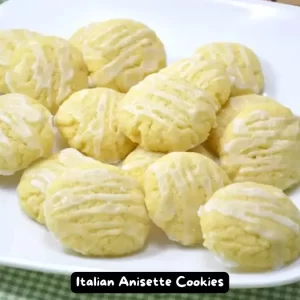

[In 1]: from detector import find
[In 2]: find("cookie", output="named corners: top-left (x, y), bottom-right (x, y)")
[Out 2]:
top-left (69, 19), bottom-right (166, 92)
top-left (117, 73), bottom-right (217, 152)
top-left (199, 182), bottom-right (300, 271)
top-left (5, 35), bottom-right (88, 113)
top-left (55, 88), bottom-right (136, 164)
top-left (17, 148), bottom-right (102, 224)
top-left (206, 94), bottom-right (274, 155)
top-left (121, 147), bottom-right (164, 184)
top-left (196, 42), bottom-right (264, 96)
top-left (160, 55), bottom-right (231, 109)
top-left (220, 102), bottom-right (300, 190)
top-left (44, 164), bottom-right (150, 256)
top-left (0, 93), bottom-right (54, 175)
top-left (144, 152), bottom-right (230, 245)
top-left (0, 29), bottom-right (42, 93)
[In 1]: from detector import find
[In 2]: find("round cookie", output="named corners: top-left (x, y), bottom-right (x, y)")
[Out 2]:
top-left (196, 42), bottom-right (264, 96)
top-left (17, 148), bottom-right (102, 224)
top-left (0, 93), bottom-right (54, 175)
top-left (160, 55), bottom-right (231, 109)
top-left (199, 182), bottom-right (300, 271)
top-left (144, 152), bottom-right (230, 246)
top-left (117, 73), bottom-right (218, 153)
top-left (220, 102), bottom-right (300, 190)
top-left (0, 29), bottom-right (42, 93)
top-left (55, 88), bottom-right (136, 164)
top-left (205, 94), bottom-right (274, 155)
top-left (69, 19), bottom-right (166, 93)
top-left (5, 35), bottom-right (89, 113)
top-left (44, 164), bottom-right (150, 257)
top-left (121, 147), bottom-right (164, 184)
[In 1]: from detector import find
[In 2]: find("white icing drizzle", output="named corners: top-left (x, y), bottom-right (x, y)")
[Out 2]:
top-left (28, 148), bottom-right (98, 194)
top-left (199, 183), bottom-right (300, 270)
top-left (31, 169), bottom-right (58, 193)
top-left (55, 39), bottom-right (74, 105)
top-left (57, 148), bottom-right (98, 166)
top-left (198, 43), bottom-right (261, 93)
top-left (199, 185), bottom-right (300, 237)
top-left (79, 22), bottom-right (163, 87)
top-left (29, 42), bottom-right (55, 108)
top-left (64, 89), bottom-right (126, 162)
top-left (0, 30), bottom-right (38, 66)
top-left (147, 153), bottom-right (227, 244)
top-left (121, 76), bottom-right (216, 128)
top-left (164, 57), bottom-right (228, 96)
top-left (5, 38), bottom-right (76, 111)
top-left (0, 94), bottom-right (51, 174)
top-left (222, 110), bottom-right (300, 178)
top-left (46, 168), bottom-right (147, 241)
top-left (72, 91), bottom-right (108, 158)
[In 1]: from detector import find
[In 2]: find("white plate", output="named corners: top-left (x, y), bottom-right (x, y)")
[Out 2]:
top-left (1, 0), bottom-right (300, 289)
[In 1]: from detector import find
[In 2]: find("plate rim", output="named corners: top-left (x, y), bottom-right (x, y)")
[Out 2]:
top-left (3, 0), bottom-right (300, 13)
top-left (0, 256), bottom-right (300, 289)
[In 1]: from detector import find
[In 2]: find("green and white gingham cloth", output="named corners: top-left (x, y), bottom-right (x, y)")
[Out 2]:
top-left (0, 266), bottom-right (299, 300)
top-left (0, 0), bottom-right (300, 299)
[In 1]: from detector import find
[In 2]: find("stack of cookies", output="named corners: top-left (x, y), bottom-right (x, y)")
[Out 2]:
top-left (0, 18), bottom-right (299, 272)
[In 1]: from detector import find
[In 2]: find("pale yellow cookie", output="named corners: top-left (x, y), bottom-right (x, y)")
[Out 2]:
top-left (117, 73), bottom-right (218, 153)
top-left (220, 102), bottom-right (300, 190)
top-left (55, 88), bottom-right (136, 164)
top-left (17, 148), bottom-right (102, 224)
top-left (205, 94), bottom-right (274, 155)
top-left (44, 164), bottom-right (150, 257)
top-left (0, 93), bottom-right (54, 175)
top-left (199, 182), bottom-right (300, 271)
top-left (5, 36), bottom-right (88, 113)
top-left (144, 152), bottom-right (230, 245)
top-left (69, 19), bottom-right (166, 92)
top-left (196, 42), bottom-right (264, 96)
top-left (0, 29), bottom-right (42, 93)
top-left (160, 55), bottom-right (231, 109)
top-left (121, 147), bottom-right (164, 184)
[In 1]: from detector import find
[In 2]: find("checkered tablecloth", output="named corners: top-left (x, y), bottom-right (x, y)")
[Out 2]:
top-left (0, 0), bottom-right (300, 299)
top-left (1, 266), bottom-right (300, 300)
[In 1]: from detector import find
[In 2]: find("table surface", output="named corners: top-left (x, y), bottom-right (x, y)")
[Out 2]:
top-left (0, 0), bottom-right (299, 299)
top-left (273, 0), bottom-right (300, 5)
